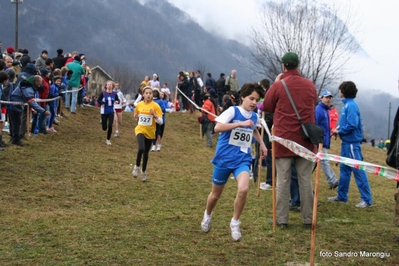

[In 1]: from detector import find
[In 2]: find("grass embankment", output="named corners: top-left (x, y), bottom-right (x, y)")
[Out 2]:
top-left (0, 106), bottom-right (398, 265)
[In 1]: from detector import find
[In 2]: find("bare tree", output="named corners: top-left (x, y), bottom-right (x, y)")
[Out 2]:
top-left (108, 64), bottom-right (144, 95)
top-left (245, 0), bottom-right (360, 95)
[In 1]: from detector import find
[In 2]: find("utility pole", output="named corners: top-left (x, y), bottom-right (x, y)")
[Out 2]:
top-left (388, 102), bottom-right (392, 140)
top-left (11, 0), bottom-right (23, 51)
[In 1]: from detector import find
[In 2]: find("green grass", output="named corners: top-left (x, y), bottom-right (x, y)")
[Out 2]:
top-left (0, 106), bottom-right (398, 265)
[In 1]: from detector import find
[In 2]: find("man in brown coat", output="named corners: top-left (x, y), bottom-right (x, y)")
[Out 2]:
top-left (263, 52), bottom-right (317, 228)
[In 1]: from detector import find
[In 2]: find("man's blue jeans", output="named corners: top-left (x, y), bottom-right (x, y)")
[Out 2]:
top-left (290, 160), bottom-right (300, 206)
top-left (65, 86), bottom-right (78, 112)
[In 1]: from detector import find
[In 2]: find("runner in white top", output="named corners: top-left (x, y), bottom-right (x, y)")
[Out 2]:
top-left (113, 81), bottom-right (127, 137)
top-left (149, 73), bottom-right (160, 88)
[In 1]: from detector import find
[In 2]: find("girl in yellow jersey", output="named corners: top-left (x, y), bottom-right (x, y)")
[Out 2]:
top-left (132, 86), bottom-right (163, 181)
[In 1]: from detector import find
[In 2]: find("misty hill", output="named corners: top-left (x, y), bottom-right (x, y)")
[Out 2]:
top-left (1, 0), bottom-right (397, 141)
top-left (0, 0), bottom-right (255, 89)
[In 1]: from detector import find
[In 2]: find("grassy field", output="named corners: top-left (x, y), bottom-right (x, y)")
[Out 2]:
top-left (0, 106), bottom-right (398, 266)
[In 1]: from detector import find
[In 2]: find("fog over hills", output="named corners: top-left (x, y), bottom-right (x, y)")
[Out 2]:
top-left (0, 0), bottom-right (255, 86)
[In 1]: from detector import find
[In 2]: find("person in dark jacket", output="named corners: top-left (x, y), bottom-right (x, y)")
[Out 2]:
top-left (15, 63), bottom-right (38, 138)
top-left (205, 73), bottom-right (216, 91)
top-left (52, 49), bottom-right (67, 70)
top-left (386, 94), bottom-right (399, 242)
top-left (220, 91), bottom-right (240, 113)
top-left (177, 73), bottom-right (189, 112)
top-left (16, 63), bottom-right (37, 84)
top-left (315, 90), bottom-right (339, 189)
top-left (19, 49), bottom-right (31, 72)
top-left (8, 75), bottom-right (50, 146)
top-left (188, 71), bottom-right (200, 112)
top-left (216, 73), bottom-right (226, 107)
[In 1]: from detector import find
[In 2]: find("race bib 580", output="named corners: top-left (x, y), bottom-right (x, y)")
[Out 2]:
top-left (229, 128), bottom-right (253, 149)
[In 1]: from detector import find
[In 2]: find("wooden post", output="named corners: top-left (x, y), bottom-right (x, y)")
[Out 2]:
top-left (59, 96), bottom-right (63, 117)
top-left (310, 143), bottom-right (323, 266)
top-left (257, 112), bottom-right (265, 197)
top-left (26, 105), bottom-right (30, 139)
top-left (271, 127), bottom-right (276, 231)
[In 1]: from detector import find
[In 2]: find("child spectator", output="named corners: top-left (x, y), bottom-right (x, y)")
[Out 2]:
top-left (201, 94), bottom-right (216, 147)
top-left (47, 76), bottom-right (61, 132)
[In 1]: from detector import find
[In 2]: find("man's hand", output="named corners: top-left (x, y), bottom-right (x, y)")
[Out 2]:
top-left (275, 73), bottom-right (284, 82)
top-left (260, 144), bottom-right (268, 159)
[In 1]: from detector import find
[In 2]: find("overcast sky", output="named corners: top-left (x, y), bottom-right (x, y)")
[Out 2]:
top-left (167, 0), bottom-right (399, 97)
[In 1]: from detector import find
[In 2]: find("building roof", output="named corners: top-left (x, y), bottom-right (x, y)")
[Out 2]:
top-left (91, 65), bottom-right (113, 80)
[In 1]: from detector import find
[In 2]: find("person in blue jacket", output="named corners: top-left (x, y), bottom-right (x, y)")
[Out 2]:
top-left (151, 88), bottom-right (168, 151)
top-left (315, 90), bottom-right (339, 189)
top-left (200, 83), bottom-right (267, 242)
top-left (8, 75), bottom-right (50, 146)
top-left (97, 81), bottom-right (119, 145)
top-left (328, 81), bottom-right (372, 208)
top-left (47, 76), bottom-right (61, 132)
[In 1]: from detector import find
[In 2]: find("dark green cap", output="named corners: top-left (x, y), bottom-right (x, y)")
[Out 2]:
top-left (282, 52), bottom-right (299, 65)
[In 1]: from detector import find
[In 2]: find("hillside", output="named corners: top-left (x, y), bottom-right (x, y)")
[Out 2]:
top-left (0, 0), bottom-right (255, 87)
top-left (0, 106), bottom-right (398, 265)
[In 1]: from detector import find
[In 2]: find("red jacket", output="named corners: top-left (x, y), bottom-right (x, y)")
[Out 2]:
top-left (38, 76), bottom-right (50, 109)
top-left (64, 57), bottom-right (74, 66)
top-left (202, 99), bottom-right (216, 122)
top-left (328, 107), bottom-right (339, 131)
top-left (263, 70), bottom-right (317, 157)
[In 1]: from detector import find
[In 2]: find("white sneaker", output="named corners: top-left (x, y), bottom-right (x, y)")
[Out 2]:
top-left (156, 144), bottom-right (161, 151)
top-left (355, 201), bottom-right (372, 208)
top-left (201, 210), bottom-right (212, 233)
top-left (230, 219), bottom-right (242, 241)
top-left (106, 139), bottom-right (111, 145)
top-left (260, 183), bottom-right (272, 191)
top-left (132, 165), bottom-right (139, 177)
top-left (181, 109), bottom-right (187, 113)
top-left (151, 145), bottom-right (156, 151)
top-left (114, 131), bottom-right (119, 137)
top-left (141, 171), bottom-right (147, 182)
